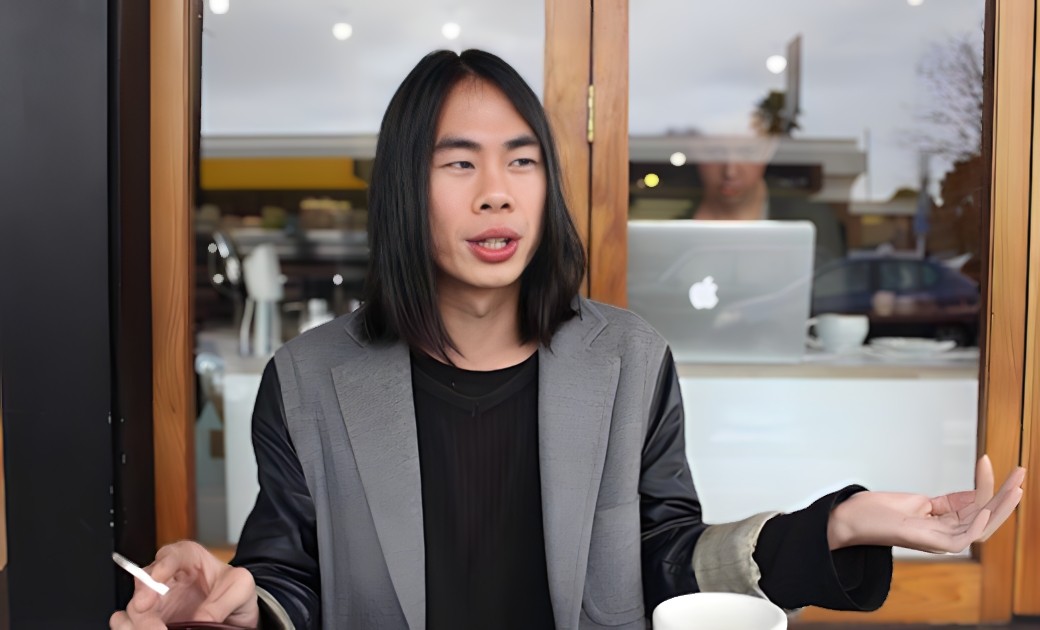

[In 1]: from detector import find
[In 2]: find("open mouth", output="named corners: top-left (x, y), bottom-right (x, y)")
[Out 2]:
top-left (471, 237), bottom-right (512, 250)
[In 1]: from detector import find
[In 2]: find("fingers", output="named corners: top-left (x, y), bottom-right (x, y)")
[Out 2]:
top-left (150, 541), bottom-right (204, 585)
top-left (194, 566), bottom-right (257, 623)
top-left (127, 578), bottom-right (159, 614)
top-left (901, 506), bottom-right (991, 554)
top-left (977, 466), bottom-right (1027, 537)
top-left (930, 490), bottom-right (978, 517)
top-left (110, 610), bottom-right (166, 630)
top-left (975, 454), bottom-right (995, 506)
top-left (980, 485), bottom-right (1025, 541)
top-left (109, 611), bottom-right (130, 630)
top-left (127, 549), bottom-right (186, 616)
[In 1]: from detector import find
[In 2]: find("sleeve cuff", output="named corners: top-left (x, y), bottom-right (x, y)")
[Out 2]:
top-left (256, 586), bottom-right (297, 630)
top-left (753, 485), bottom-right (893, 611)
top-left (691, 511), bottom-right (781, 597)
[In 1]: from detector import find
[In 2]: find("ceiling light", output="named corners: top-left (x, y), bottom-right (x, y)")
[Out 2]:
top-left (907, 0), bottom-right (924, 5)
top-left (209, 0), bottom-right (229, 15)
top-left (442, 22), bottom-right (461, 40)
top-left (644, 173), bottom-right (660, 188)
top-left (669, 152), bottom-right (687, 167)
top-left (766, 55), bottom-right (787, 74)
top-left (332, 22), bottom-right (353, 40)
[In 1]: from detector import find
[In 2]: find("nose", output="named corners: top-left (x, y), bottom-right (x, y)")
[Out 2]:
top-left (722, 162), bottom-right (739, 179)
top-left (474, 167), bottom-right (514, 213)
top-left (478, 192), bottom-right (513, 212)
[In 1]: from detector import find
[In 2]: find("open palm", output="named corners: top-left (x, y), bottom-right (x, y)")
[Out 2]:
top-left (828, 456), bottom-right (1026, 553)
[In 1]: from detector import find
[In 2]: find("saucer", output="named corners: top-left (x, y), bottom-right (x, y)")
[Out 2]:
top-left (869, 337), bottom-right (957, 355)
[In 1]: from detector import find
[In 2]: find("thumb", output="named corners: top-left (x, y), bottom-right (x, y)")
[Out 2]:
top-left (194, 567), bottom-right (257, 623)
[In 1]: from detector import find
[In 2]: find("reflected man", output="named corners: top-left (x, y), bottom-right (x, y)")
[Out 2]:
top-left (691, 135), bottom-right (846, 267)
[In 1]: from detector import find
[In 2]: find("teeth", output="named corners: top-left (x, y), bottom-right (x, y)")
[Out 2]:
top-left (477, 238), bottom-right (509, 250)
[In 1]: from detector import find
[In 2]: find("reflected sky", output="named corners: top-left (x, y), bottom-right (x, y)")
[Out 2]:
top-left (631, 0), bottom-right (984, 201)
top-left (200, 0), bottom-right (984, 202)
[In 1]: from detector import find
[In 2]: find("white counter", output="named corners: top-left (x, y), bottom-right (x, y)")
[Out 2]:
top-left (678, 352), bottom-right (979, 558)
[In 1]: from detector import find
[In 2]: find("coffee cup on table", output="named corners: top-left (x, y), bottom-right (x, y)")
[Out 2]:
top-left (652, 593), bottom-right (787, 630)
top-left (806, 313), bottom-right (869, 353)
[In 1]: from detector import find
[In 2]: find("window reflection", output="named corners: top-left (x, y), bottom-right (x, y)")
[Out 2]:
top-left (192, 2), bottom-right (544, 548)
top-left (629, 0), bottom-right (987, 558)
top-left (630, 1), bottom-right (985, 348)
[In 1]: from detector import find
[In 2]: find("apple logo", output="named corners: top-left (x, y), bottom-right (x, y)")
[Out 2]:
top-left (689, 276), bottom-right (719, 310)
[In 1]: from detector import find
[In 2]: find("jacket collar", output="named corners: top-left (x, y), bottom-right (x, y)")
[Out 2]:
top-left (331, 300), bottom-right (619, 629)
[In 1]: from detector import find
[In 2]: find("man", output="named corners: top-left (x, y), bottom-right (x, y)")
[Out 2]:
top-left (112, 49), bottom-right (1025, 630)
top-left (691, 135), bottom-right (847, 267)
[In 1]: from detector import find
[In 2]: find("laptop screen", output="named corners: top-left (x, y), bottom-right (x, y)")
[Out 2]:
top-left (627, 220), bottom-right (816, 364)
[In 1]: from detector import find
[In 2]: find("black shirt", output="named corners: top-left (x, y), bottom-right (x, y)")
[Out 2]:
top-left (411, 350), bottom-right (554, 629)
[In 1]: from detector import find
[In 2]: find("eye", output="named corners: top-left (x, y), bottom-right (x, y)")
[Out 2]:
top-left (446, 160), bottom-right (475, 169)
top-left (511, 158), bottom-right (538, 167)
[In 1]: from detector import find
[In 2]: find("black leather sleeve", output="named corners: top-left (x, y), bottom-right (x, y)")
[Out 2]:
top-left (229, 360), bottom-right (321, 630)
top-left (640, 349), bottom-right (708, 614)
top-left (639, 350), bottom-right (893, 614)
top-left (753, 486), bottom-right (893, 611)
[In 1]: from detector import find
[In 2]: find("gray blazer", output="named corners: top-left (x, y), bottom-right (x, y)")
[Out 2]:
top-left (260, 298), bottom-right (776, 629)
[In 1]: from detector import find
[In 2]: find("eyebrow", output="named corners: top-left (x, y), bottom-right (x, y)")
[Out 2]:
top-left (433, 134), bottom-right (540, 153)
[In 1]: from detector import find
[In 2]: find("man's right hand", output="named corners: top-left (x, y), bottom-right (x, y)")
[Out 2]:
top-left (109, 541), bottom-right (261, 630)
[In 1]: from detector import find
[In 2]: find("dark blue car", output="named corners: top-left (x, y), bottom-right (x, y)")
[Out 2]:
top-left (811, 256), bottom-right (981, 345)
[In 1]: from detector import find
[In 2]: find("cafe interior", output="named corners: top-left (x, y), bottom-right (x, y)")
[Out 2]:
top-left (1, 0), bottom-right (1039, 627)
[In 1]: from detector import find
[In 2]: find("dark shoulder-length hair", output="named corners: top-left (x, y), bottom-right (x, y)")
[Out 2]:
top-left (359, 49), bottom-right (586, 359)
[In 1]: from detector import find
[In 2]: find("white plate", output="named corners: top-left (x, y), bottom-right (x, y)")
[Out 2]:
top-left (869, 337), bottom-right (957, 355)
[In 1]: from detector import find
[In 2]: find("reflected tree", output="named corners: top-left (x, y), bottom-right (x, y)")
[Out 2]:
top-left (911, 30), bottom-right (984, 161)
top-left (752, 90), bottom-right (799, 136)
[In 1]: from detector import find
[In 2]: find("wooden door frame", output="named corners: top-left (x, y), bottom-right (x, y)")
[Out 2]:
top-left (151, 0), bottom-right (1036, 622)
top-left (1014, 0), bottom-right (1040, 615)
top-left (151, 0), bottom-right (198, 546)
top-left (545, 0), bottom-right (629, 306)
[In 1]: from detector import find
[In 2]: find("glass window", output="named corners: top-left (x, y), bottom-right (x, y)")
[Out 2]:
top-left (630, 1), bottom-right (986, 560)
top-left (878, 260), bottom-right (922, 292)
top-left (922, 262), bottom-right (940, 288)
top-left (813, 261), bottom-right (869, 299)
top-left (193, 1), bottom-right (545, 549)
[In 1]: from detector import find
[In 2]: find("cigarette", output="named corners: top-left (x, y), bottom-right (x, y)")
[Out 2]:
top-left (112, 552), bottom-right (170, 596)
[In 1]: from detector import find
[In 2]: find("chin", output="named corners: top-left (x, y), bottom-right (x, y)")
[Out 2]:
top-left (466, 270), bottom-right (524, 291)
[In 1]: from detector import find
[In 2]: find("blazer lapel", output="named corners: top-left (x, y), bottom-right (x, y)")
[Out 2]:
top-left (331, 331), bottom-right (426, 630)
top-left (538, 304), bottom-right (621, 628)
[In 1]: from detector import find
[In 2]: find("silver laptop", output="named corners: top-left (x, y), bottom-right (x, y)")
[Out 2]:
top-left (627, 220), bottom-right (816, 364)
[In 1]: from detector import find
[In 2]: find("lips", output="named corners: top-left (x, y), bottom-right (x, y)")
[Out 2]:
top-left (467, 228), bottom-right (521, 263)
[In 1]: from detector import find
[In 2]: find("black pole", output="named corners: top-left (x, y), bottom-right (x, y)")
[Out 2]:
top-left (0, 0), bottom-right (156, 625)
top-left (109, 0), bottom-right (157, 600)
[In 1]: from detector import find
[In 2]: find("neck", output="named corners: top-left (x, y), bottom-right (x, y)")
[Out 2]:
top-left (433, 283), bottom-right (537, 371)
top-left (694, 180), bottom-right (767, 221)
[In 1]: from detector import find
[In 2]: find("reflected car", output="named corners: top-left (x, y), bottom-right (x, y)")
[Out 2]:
top-left (811, 256), bottom-right (981, 346)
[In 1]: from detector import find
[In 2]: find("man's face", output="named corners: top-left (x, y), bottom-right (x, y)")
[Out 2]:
top-left (697, 160), bottom-right (767, 209)
top-left (428, 78), bottom-right (546, 297)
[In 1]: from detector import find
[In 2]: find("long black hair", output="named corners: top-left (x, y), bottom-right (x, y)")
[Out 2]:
top-left (360, 49), bottom-right (586, 359)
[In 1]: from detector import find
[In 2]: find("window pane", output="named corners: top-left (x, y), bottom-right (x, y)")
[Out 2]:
top-left (878, 260), bottom-right (921, 292)
top-left (629, 0), bottom-right (986, 559)
top-left (194, 2), bottom-right (545, 548)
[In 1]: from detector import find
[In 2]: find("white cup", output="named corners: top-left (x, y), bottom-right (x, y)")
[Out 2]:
top-left (807, 313), bottom-right (869, 353)
top-left (652, 593), bottom-right (787, 630)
